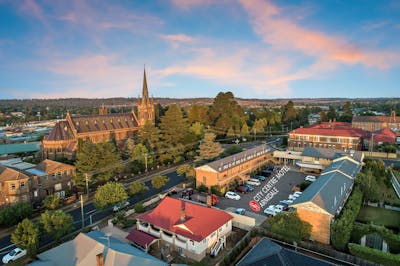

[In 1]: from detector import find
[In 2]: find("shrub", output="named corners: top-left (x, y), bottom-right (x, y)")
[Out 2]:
top-left (197, 184), bottom-right (208, 193)
top-left (299, 181), bottom-right (312, 191)
top-left (210, 185), bottom-right (224, 197)
top-left (134, 203), bottom-right (145, 213)
top-left (349, 243), bottom-right (400, 265)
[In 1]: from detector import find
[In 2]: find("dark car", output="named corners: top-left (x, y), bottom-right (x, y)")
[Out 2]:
top-left (256, 175), bottom-right (266, 181)
top-left (266, 165), bottom-right (276, 172)
top-left (181, 188), bottom-right (194, 199)
top-left (259, 170), bottom-right (272, 177)
top-left (235, 185), bottom-right (248, 194)
top-left (244, 184), bottom-right (254, 192)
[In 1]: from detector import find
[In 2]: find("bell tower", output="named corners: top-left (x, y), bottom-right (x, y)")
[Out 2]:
top-left (137, 68), bottom-right (155, 126)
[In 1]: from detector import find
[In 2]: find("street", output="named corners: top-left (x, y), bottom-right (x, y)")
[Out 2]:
top-left (0, 171), bottom-right (184, 264)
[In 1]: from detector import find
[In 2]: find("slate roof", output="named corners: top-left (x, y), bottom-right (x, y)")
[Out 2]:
top-left (200, 144), bottom-right (270, 173)
top-left (236, 237), bottom-right (333, 266)
top-left (290, 127), bottom-right (366, 138)
top-left (46, 121), bottom-right (75, 141)
top-left (302, 147), bottom-right (363, 163)
top-left (137, 197), bottom-right (233, 242)
top-left (292, 157), bottom-right (361, 215)
top-left (32, 230), bottom-right (167, 266)
top-left (69, 113), bottom-right (138, 134)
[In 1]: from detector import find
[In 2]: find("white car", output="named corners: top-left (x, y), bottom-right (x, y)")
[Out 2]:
top-left (225, 191), bottom-right (241, 200)
top-left (246, 178), bottom-right (261, 186)
top-left (288, 193), bottom-right (300, 200)
top-left (264, 205), bottom-right (277, 216)
top-left (305, 175), bottom-right (316, 182)
top-left (293, 191), bottom-right (303, 197)
top-left (2, 248), bottom-right (27, 264)
top-left (280, 199), bottom-right (293, 205)
top-left (113, 201), bottom-right (130, 212)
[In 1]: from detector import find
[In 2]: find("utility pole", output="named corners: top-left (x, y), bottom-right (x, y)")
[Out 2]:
top-left (85, 173), bottom-right (89, 198)
top-left (80, 194), bottom-right (84, 229)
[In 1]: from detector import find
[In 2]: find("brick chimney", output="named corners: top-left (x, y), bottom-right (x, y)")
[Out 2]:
top-left (180, 201), bottom-right (186, 222)
top-left (96, 253), bottom-right (104, 266)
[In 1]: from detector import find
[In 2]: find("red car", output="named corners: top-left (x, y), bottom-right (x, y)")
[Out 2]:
top-left (235, 185), bottom-right (248, 194)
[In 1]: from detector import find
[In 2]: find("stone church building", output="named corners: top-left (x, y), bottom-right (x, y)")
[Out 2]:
top-left (42, 70), bottom-right (154, 160)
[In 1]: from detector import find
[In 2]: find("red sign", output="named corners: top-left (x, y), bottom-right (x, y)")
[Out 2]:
top-left (249, 200), bottom-right (261, 212)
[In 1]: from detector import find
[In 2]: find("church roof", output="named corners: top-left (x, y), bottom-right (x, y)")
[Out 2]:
top-left (69, 113), bottom-right (138, 134)
top-left (46, 121), bottom-right (75, 141)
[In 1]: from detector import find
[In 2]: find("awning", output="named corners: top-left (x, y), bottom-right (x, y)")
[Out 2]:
top-left (126, 229), bottom-right (159, 248)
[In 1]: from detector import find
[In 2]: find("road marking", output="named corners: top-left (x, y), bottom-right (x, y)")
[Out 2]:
top-left (86, 209), bottom-right (96, 215)
top-left (0, 243), bottom-right (15, 252)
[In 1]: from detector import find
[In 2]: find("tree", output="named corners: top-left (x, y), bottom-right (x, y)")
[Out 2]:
top-left (127, 143), bottom-right (153, 171)
top-left (151, 175), bottom-right (169, 190)
top-left (138, 121), bottom-right (160, 151)
top-left (241, 123), bottom-right (249, 137)
top-left (268, 211), bottom-right (311, 243)
top-left (177, 163), bottom-right (196, 179)
top-left (43, 194), bottom-right (62, 210)
top-left (251, 118), bottom-right (266, 136)
top-left (320, 111), bottom-right (328, 122)
top-left (327, 106), bottom-right (337, 121)
top-left (94, 182), bottom-right (128, 209)
top-left (196, 132), bottom-right (223, 161)
top-left (11, 218), bottom-right (39, 257)
top-left (227, 127), bottom-right (235, 138)
top-left (0, 202), bottom-right (33, 227)
top-left (189, 122), bottom-right (205, 138)
top-left (281, 101), bottom-right (297, 123)
top-left (188, 104), bottom-right (210, 125)
top-left (40, 210), bottom-right (73, 242)
top-left (75, 140), bottom-right (123, 187)
top-left (129, 182), bottom-right (149, 197)
top-left (339, 101), bottom-right (353, 122)
top-left (355, 170), bottom-right (378, 202)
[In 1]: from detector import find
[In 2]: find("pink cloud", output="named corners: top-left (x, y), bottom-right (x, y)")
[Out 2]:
top-left (161, 34), bottom-right (194, 48)
top-left (239, 0), bottom-right (399, 69)
top-left (19, 0), bottom-right (44, 21)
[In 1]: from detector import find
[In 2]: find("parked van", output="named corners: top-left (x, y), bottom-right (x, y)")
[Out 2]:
top-left (246, 178), bottom-right (261, 186)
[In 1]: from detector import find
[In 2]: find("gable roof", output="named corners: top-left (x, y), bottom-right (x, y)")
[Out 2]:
top-left (137, 197), bottom-right (233, 242)
top-left (292, 157), bottom-right (361, 215)
top-left (236, 237), bottom-right (333, 266)
top-left (0, 165), bottom-right (30, 182)
top-left (289, 127), bottom-right (366, 138)
top-left (352, 115), bottom-right (400, 123)
top-left (46, 121), bottom-right (75, 141)
top-left (69, 113), bottom-right (138, 134)
top-left (35, 159), bottom-right (74, 174)
top-left (198, 144), bottom-right (270, 173)
top-left (33, 230), bottom-right (166, 266)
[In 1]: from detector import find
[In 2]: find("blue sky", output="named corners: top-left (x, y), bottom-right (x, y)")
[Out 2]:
top-left (0, 0), bottom-right (399, 99)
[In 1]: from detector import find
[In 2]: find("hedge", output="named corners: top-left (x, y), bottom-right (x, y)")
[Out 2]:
top-left (351, 223), bottom-right (400, 254)
top-left (348, 243), bottom-right (400, 266)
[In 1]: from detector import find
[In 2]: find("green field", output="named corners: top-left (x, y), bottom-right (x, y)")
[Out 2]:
top-left (356, 206), bottom-right (400, 230)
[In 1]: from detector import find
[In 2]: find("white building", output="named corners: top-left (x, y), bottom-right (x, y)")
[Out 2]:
top-left (129, 197), bottom-right (233, 262)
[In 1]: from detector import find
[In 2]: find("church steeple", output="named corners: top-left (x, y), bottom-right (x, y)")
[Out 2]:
top-left (142, 68), bottom-right (149, 105)
top-left (137, 67), bottom-right (155, 126)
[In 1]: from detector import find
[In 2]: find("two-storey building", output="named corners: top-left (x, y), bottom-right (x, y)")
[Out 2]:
top-left (0, 165), bottom-right (30, 205)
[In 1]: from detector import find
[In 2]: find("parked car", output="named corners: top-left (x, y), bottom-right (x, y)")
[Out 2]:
top-left (181, 188), bottom-right (194, 199)
top-left (280, 199), bottom-right (293, 205)
top-left (246, 178), bottom-right (261, 186)
top-left (274, 204), bottom-right (286, 213)
top-left (244, 184), bottom-right (254, 192)
top-left (288, 193), bottom-right (300, 200)
top-left (265, 165), bottom-right (275, 172)
top-left (256, 175), bottom-right (266, 181)
top-left (235, 208), bottom-right (246, 215)
top-left (259, 170), bottom-right (272, 177)
top-left (235, 185), bottom-right (248, 194)
top-left (167, 188), bottom-right (178, 196)
top-left (2, 248), bottom-right (27, 264)
top-left (305, 175), bottom-right (316, 182)
top-left (225, 191), bottom-right (241, 200)
top-left (264, 205), bottom-right (279, 216)
top-left (113, 201), bottom-right (129, 212)
top-left (293, 191), bottom-right (303, 197)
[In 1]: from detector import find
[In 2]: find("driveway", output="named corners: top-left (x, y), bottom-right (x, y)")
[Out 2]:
top-left (216, 167), bottom-right (306, 215)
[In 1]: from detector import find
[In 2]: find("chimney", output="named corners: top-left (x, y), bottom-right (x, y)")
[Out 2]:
top-left (180, 201), bottom-right (186, 222)
top-left (96, 253), bottom-right (104, 266)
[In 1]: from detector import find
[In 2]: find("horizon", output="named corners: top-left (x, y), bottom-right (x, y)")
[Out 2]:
top-left (0, 0), bottom-right (400, 99)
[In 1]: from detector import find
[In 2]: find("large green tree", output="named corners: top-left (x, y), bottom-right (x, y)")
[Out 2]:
top-left (0, 202), bottom-right (33, 227)
top-left (94, 182), bottom-right (128, 209)
top-left (40, 210), bottom-right (73, 242)
top-left (281, 101), bottom-right (297, 123)
top-left (188, 104), bottom-right (210, 125)
top-left (208, 92), bottom-right (247, 134)
top-left (196, 132), bottom-right (223, 162)
top-left (151, 175), bottom-right (169, 190)
top-left (126, 143), bottom-right (153, 171)
top-left (75, 140), bottom-right (123, 187)
top-left (268, 211), bottom-right (311, 243)
top-left (251, 118), bottom-right (266, 136)
top-left (339, 101), bottom-right (353, 122)
top-left (11, 218), bottom-right (39, 257)
top-left (327, 106), bottom-right (337, 121)
top-left (138, 121), bottom-right (161, 151)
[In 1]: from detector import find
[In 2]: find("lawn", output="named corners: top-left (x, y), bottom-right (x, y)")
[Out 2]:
top-left (356, 206), bottom-right (400, 230)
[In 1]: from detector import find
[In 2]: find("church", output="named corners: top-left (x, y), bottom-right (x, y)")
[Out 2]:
top-left (42, 69), bottom-right (155, 160)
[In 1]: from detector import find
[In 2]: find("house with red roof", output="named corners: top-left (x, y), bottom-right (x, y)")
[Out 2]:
top-left (128, 196), bottom-right (233, 262)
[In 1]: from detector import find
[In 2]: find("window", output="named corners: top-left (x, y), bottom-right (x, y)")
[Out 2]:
top-left (34, 190), bottom-right (38, 197)
top-left (54, 183), bottom-right (62, 191)
top-left (10, 184), bottom-right (16, 190)
top-left (20, 182), bottom-right (25, 189)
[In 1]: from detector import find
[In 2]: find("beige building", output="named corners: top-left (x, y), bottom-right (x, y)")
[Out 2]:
top-left (352, 111), bottom-right (400, 132)
top-left (0, 165), bottom-right (31, 205)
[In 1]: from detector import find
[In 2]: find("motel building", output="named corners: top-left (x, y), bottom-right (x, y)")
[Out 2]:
top-left (127, 197), bottom-right (233, 262)
top-left (195, 144), bottom-right (273, 189)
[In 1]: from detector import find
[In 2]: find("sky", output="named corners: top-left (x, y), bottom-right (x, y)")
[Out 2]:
top-left (0, 0), bottom-right (399, 100)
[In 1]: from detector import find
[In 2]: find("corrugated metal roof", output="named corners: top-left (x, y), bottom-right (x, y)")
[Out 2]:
top-left (0, 142), bottom-right (41, 155)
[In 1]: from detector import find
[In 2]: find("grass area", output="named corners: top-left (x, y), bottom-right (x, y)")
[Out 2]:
top-left (356, 206), bottom-right (400, 230)
top-left (378, 183), bottom-right (400, 206)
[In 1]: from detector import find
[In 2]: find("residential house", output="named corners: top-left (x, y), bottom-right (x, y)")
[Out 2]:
top-left (132, 197), bottom-right (233, 261)
top-left (0, 165), bottom-right (30, 205)
top-left (236, 237), bottom-right (333, 266)
top-left (29, 230), bottom-right (167, 266)
top-left (195, 144), bottom-right (273, 189)
top-left (291, 156), bottom-right (362, 244)
top-left (352, 111), bottom-right (400, 132)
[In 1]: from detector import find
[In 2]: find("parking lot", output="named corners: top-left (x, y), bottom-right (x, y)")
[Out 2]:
top-left (216, 166), bottom-right (306, 216)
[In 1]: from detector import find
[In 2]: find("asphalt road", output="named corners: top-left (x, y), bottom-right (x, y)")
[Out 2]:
top-left (0, 171), bottom-right (184, 264)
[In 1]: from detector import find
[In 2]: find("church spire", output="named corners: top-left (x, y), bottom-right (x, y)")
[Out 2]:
top-left (142, 67), bottom-right (149, 105)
